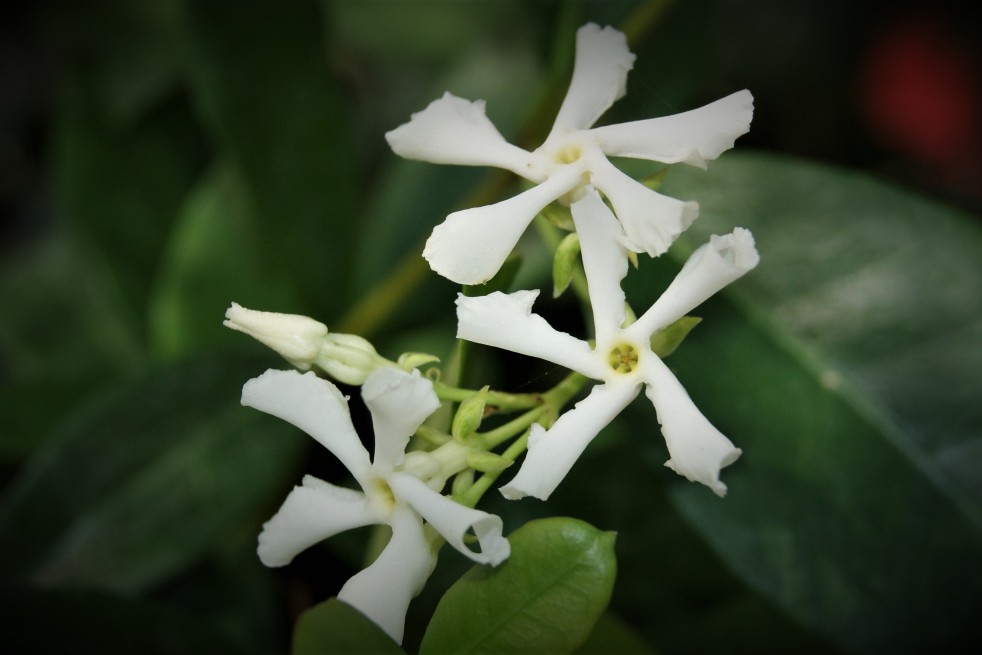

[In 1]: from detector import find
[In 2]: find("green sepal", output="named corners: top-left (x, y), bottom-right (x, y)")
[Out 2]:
top-left (397, 351), bottom-right (440, 371)
top-left (540, 202), bottom-right (574, 231)
top-left (553, 232), bottom-right (581, 298)
top-left (415, 425), bottom-right (450, 446)
top-left (650, 316), bottom-right (702, 358)
top-left (465, 450), bottom-right (513, 474)
top-left (640, 166), bottom-right (669, 191)
top-left (451, 386), bottom-right (489, 442)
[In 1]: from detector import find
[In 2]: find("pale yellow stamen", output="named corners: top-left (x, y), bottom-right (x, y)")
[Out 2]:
top-left (607, 343), bottom-right (640, 374)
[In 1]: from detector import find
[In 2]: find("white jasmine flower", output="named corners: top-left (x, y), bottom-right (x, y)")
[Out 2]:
top-left (386, 23), bottom-right (754, 284)
top-left (224, 303), bottom-right (399, 385)
top-left (456, 188), bottom-right (758, 500)
top-left (241, 367), bottom-right (510, 644)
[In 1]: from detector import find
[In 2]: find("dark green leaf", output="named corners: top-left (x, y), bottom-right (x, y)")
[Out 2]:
top-left (184, 0), bottom-right (358, 319)
top-left (574, 612), bottom-right (657, 655)
top-left (656, 152), bottom-right (982, 652)
top-left (0, 355), bottom-right (306, 593)
top-left (293, 597), bottom-right (405, 655)
top-left (148, 164), bottom-right (301, 359)
top-left (420, 517), bottom-right (616, 655)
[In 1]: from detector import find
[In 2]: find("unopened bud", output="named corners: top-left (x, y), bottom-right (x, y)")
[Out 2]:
top-left (451, 386), bottom-right (489, 442)
top-left (316, 333), bottom-right (397, 385)
top-left (223, 303), bottom-right (327, 369)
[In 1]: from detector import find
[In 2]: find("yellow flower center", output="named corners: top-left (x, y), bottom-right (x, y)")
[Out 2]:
top-left (607, 343), bottom-right (640, 374)
top-left (553, 143), bottom-right (583, 165)
top-left (368, 477), bottom-right (397, 514)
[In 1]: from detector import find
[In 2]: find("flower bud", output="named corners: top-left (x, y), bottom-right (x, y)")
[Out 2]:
top-left (224, 303), bottom-right (327, 369)
top-left (315, 333), bottom-right (397, 385)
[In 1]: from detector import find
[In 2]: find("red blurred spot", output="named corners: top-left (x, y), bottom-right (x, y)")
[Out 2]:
top-left (859, 12), bottom-right (982, 170)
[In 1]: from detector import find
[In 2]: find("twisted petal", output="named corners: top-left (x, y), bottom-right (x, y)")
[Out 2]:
top-left (588, 156), bottom-right (698, 257)
top-left (549, 23), bottom-right (636, 136)
top-left (570, 188), bottom-right (629, 344)
top-left (591, 90), bottom-right (754, 168)
top-left (389, 472), bottom-right (510, 566)
top-left (500, 380), bottom-right (640, 501)
top-left (337, 504), bottom-right (434, 645)
top-left (241, 370), bottom-right (372, 481)
top-left (640, 356), bottom-right (741, 497)
top-left (257, 475), bottom-right (375, 567)
top-left (628, 228), bottom-right (760, 340)
top-left (456, 291), bottom-right (606, 379)
top-left (423, 168), bottom-right (581, 285)
top-left (385, 92), bottom-right (532, 178)
top-left (362, 369), bottom-right (440, 474)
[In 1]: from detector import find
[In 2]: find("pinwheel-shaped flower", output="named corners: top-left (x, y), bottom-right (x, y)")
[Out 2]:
top-left (456, 188), bottom-right (758, 501)
top-left (386, 22), bottom-right (754, 285)
top-left (241, 367), bottom-right (510, 644)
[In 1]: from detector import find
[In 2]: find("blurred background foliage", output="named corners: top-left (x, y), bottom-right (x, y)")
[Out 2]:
top-left (2, 0), bottom-right (981, 653)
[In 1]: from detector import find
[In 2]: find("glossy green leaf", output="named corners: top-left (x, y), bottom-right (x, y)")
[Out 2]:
top-left (184, 0), bottom-right (358, 320)
top-left (654, 152), bottom-right (982, 652)
top-left (0, 356), bottom-right (306, 593)
top-left (292, 597), bottom-right (405, 655)
top-left (420, 517), bottom-right (616, 654)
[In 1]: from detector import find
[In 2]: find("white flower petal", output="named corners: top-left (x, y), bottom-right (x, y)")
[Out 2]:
top-left (388, 472), bottom-right (510, 566)
top-left (500, 380), bottom-right (640, 501)
top-left (588, 156), bottom-right (698, 257)
top-left (627, 228), bottom-right (760, 340)
top-left (456, 291), bottom-right (606, 379)
top-left (640, 356), bottom-right (741, 497)
top-left (591, 90), bottom-right (754, 169)
top-left (385, 92), bottom-right (532, 178)
top-left (337, 505), bottom-right (434, 645)
top-left (362, 369), bottom-right (440, 474)
top-left (423, 169), bottom-right (580, 285)
top-left (257, 475), bottom-right (375, 567)
top-left (241, 370), bottom-right (373, 481)
top-left (570, 188), bottom-right (630, 344)
top-left (548, 23), bottom-right (636, 136)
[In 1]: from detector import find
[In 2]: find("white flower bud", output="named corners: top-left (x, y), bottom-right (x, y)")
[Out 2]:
top-left (224, 303), bottom-right (327, 369)
top-left (315, 333), bottom-right (397, 385)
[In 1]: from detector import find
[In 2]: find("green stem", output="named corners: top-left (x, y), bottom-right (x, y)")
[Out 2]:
top-left (433, 381), bottom-right (542, 411)
top-left (476, 404), bottom-right (551, 450)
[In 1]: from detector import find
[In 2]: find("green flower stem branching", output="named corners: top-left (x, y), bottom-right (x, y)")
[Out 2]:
top-left (433, 382), bottom-right (543, 412)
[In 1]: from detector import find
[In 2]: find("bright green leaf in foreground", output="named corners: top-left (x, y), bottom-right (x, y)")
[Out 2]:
top-left (420, 517), bottom-right (616, 655)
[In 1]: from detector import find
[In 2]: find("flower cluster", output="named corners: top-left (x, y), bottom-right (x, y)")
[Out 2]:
top-left (226, 21), bottom-right (758, 646)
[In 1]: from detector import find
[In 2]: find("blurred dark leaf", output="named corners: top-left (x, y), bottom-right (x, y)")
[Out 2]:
top-left (148, 163), bottom-right (301, 358)
top-left (0, 355), bottom-right (306, 594)
top-left (654, 151), bottom-right (982, 652)
top-left (292, 597), bottom-right (405, 655)
top-left (184, 0), bottom-right (359, 320)
top-left (574, 612), bottom-right (656, 655)
top-left (0, 234), bottom-right (144, 457)
top-left (420, 517), bottom-right (616, 655)
top-left (3, 584), bottom-right (255, 655)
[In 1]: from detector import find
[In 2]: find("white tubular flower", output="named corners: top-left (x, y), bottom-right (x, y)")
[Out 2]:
top-left (224, 302), bottom-right (328, 369)
top-left (386, 23), bottom-right (754, 284)
top-left (224, 303), bottom-right (398, 385)
top-left (241, 367), bottom-right (510, 644)
top-left (456, 188), bottom-right (758, 501)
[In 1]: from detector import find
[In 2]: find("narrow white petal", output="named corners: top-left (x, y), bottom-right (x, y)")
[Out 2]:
top-left (241, 370), bottom-right (372, 480)
top-left (337, 505), bottom-right (435, 645)
top-left (388, 473), bottom-right (510, 566)
top-left (628, 228), bottom-right (760, 340)
top-left (500, 380), bottom-right (640, 501)
top-left (423, 169), bottom-right (580, 285)
top-left (456, 291), bottom-right (607, 379)
top-left (640, 356), bottom-right (741, 497)
top-left (589, 156), bottom-right (698, 257)
top-left (570, 188), bottom-right (629, 344)
top-left (362, 369), bottom-right (440, 474)
top-left (257, 475), bottom-right (375, 567)
top-left (591, 90), bottom-right (754, 168)
top-left (548, 23), bottom-right (636, 136)
top-left (385, 92), bottom-right (532, 177)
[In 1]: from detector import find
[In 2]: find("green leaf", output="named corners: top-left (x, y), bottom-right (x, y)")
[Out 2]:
top-left (184, 0), bottom-right (358, 319)
top-left (0, 355), bottom-right (306, 593)
top-left (656, 152), bottom-right (982, 652)
top-left (148, 164), bottom-right (300, 359)
top-left (420, 517), bottom-right (616, 654)
top-left (574, 612), bottom-right (657, 655)
top-left (292, 597), bottom-right (405, 655)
